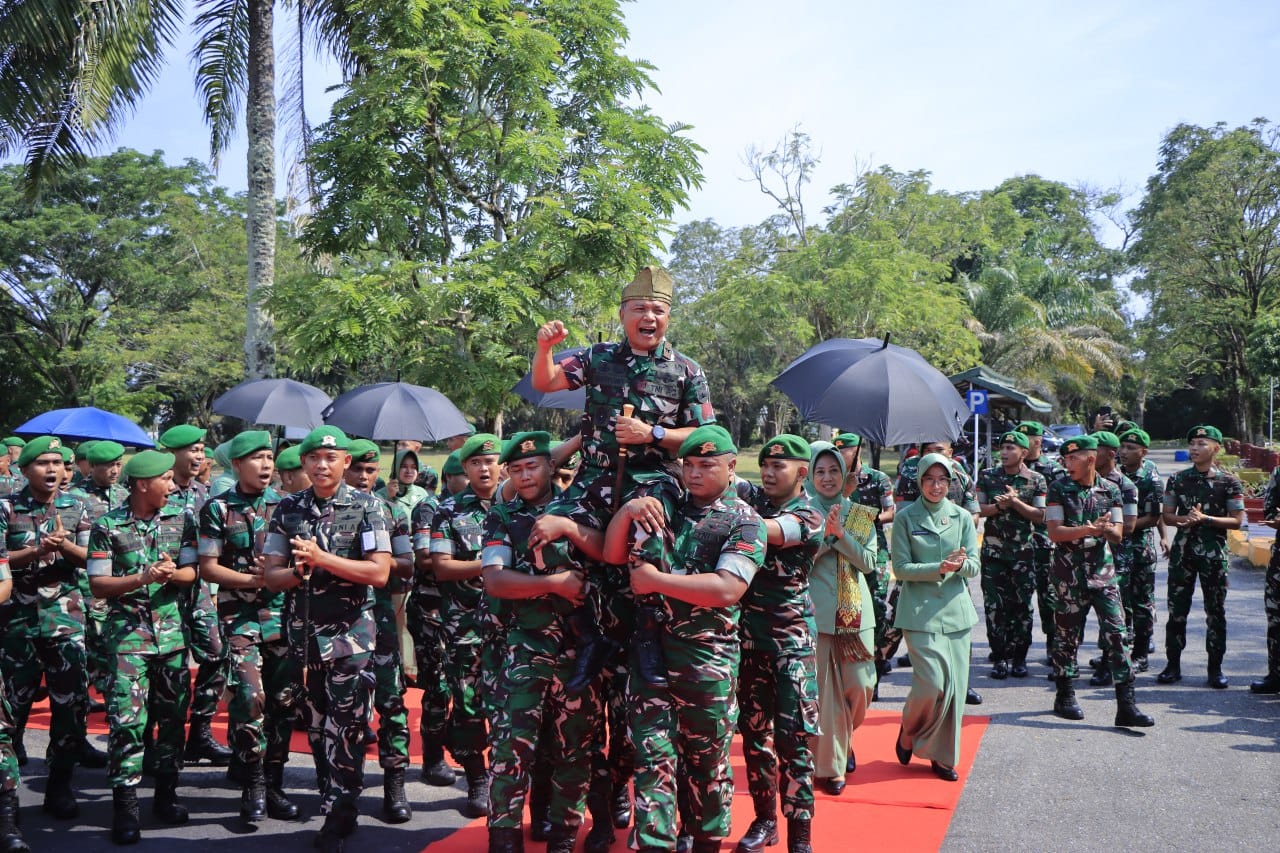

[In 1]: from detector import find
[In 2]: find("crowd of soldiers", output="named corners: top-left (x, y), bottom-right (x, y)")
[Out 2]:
top-left (0, 266), bottom-right (1277, 853)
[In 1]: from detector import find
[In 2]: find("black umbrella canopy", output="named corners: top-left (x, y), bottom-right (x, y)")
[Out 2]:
top-left (511, 346), bottom-right (588, 410)
top-left (771, 337), bottom-right (967, 446)
top-left (212, 378), bottom-right (332, 430)
top-left (323, 382), bottom-right (471, 441)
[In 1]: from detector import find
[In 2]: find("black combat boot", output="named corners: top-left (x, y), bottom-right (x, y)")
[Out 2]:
top-left (1009, 652), bottom-right (1030, 679)
top-left (264, 763), bottom-right (300, 820)
top-left (487, 826), bottom-right (525, 853)
top-left (584, 782), bottom-right (616, 853)
top-left (546, 825), bottom-right (579, 853)
top-left (314, 799), bottom-right (358, 853)
top-left (184, 717), bottom-right (233, 766)
top-left (734, 809), bottom-right (779, 852)
top-left (631, 604), bottom-right (668, 686)
top-left (382, 767), bottom-right (412, 823)
top-left (460, 754), bottom-right (489, 818)
top-left (241, 761), bottom-right (267, 821)
top-left (1251, 672), bottom-right (1280, 694)
top-left (1131, 632), bottom-right (1151, 672)
top-left (527, 766), bottom-right (553, 841)
top-left (612, 782), bottom-right (632, 828)
top-left (152, 773), bottom-right (189, 825)
top-left (10, 731), bottom-right (24, 768)
top-left (786, 817), bottom-right (813, 853)
top-left (41, 764), bottom-right (79, 819)
top-left (1053, 676), bottom-right (1084, 720)
top-left (990, 660), bottom-right (1009, 680)
top-left (565, 604), bottom-right (617, 694)
top-left (1206, 652), bottom-right (1229, 689)
top-left (1114, 682), bottom-right (1155, 728)
top-left (420, 735), bottom-right (456, 786)
top-left (1089, 665), bottom-right (1114, 687)
top-left (76, 737), bottom-right (108, 769)
top-left (1157, 650), bottom-right (1182, 684)
top-left (0, 789), bottom-right (29, 853)
top-left (111, 786), bottom-right (141, 845)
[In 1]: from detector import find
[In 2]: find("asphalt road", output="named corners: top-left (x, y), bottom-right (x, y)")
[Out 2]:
top-left (13, 448), bottom-right (1279, 851)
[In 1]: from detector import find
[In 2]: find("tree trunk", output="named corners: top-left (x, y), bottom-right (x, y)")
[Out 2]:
top-left (244, 0), bottom-right (276, 379)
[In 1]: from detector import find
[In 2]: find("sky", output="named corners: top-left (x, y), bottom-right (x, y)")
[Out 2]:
top-left (22, 1), bottom-right (1280, 245)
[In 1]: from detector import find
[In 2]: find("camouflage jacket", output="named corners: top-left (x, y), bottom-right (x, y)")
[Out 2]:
top-left (631, 484), bottom-right (765, 683)
top-left (737, 484), bottom-right (822, 654)
top-left (0, 475), bottom-right (20, 499)
top-left (429, 487), bottom-right (492, 644)
top-left (71, 479), bottom-right (130, 522)
top-left (1045, 475), bottom-right (1124, 587)
top-left (86, 502), bottom-right (198, 655)
top-left (263, 483), bottom-right (391, 662)
top-left (372, 497), bottom-right (413, 632)
top-left (560, 340), bottom-right (715, 475)
top-left (0, 488), bottom-right (92, 638)
top-left (198, 486), bottom-right (286, 643)
top-left (851, 467), bottom-right (894, 554)
top-left (409, 493), bottom-right (443, 627)
top-left (1120, 458), bottom-right (1164, 562)
top-left (1163, 466), bottom-right (1245, 557)
top-left (167, 479), bottom-right (209, 516)
top-left (1026, 454), bottom-right (1066, 546)
top-left (896, 456), bottom-right (979, 513)
top-left (976, 464), bottom-right (1048, 558)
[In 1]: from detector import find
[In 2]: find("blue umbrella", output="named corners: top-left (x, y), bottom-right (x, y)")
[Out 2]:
top-left (213, 378), bottom-right (332, 430)
top-left (512, 346), bottom-right (588, 410)
top-left (323, 382), bottom-right (471, 441)
top-left (770, 336), bottom-right (967, 446)
top-left (14, 406), bottom-right (155, 447)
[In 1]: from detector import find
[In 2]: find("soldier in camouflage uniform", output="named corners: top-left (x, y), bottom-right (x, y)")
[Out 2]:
top-left (263, 426), bottom-right (392, 852)
top-left (1158, 425), bottom-right (1245, 689)
top-left (0, 442), bottom-right (21, 499)
top-left (87, 449), bottom-right (200, 844)
top-left (0, 435), bottom-right (103, 819)
top-left (732, 435), bottom-right (822, 853)
top-left (1, 441), bottom-right (25, 498)
top-left (1253, 461), bottom-right (1280, 695)
top-left (197, 430), bottom-right (301, 823)
top-left (409, 486), bottom-right (455, 787)
top-left (602, 425), bottom-right (766, 853)
top-left (1115, 429), bottom-right (1164, 673)
top-left (1084, 431), bottom-right (1139, 686)
top-left (158, 424), bottom-right (233, 766)
top-left (482, 431), bottom-right (605, 853)
top-left (976, 431), bottom-right (1047, 679)
top-left (431, 434), bottom-right (503, 819)
top-left (1014, 421), bottom-right (1065, 664)
top-left (1044, 435), bottom-right (1154, 729)
top-left (0, 560), bottom-right (32, 853)
top-left (275, 446), bottom-right (311, 495)
top-left (342, 440), bottom-right (414, 823)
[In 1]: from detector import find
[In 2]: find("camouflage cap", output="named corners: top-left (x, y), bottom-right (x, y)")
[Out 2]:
top-left (832, 432), bottom-right (862, 449)
top-left (500, 430), bottom-right (552, 464)
top-left (620, 265), bottom-right (674, 305)
top-left (1091, 430), bottom-right (1121, 449)
top-left (678, 424), bottom-right (736, 458)
top-left (1015, 421), bottom-right (1045, 437)
top-left (459, 433), bottom-right (501, 461)
top-left (1, 436), bottom-right (26, 448)
top-left (228, 429), bottom-right (274, 460)
top-left (275, 445), bottom-right (303, 472)
top-left (158, 424), bottom-right (207, 450)
top-left (299, 425), bottom-right (351, 455)
top-left (348, 439), bottom-right (380, 464)
top-left (1119, 428), bottom-right (1150, 448)
top-left (758, 434), bottom-right (811, 464)
top-left (1059, 434), bottom-right (1098, 456)
top-left (999, 430), bottom-right (1029, 449)
top-left (1187, 425), bottom-right (1223, 443)
top-left (17, 435), bottom-right (63, 467)
top-left (123, 450), bottom-right (176, 480)
top-left (86, 441), bottom-right (126, 465)
top-left (442, 450), bottom-right (464, 476)
top-left (74, 440), bottom-right (99, 462)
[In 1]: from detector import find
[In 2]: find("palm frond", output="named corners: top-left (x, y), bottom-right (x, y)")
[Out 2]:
top-left (191, 0), bottom-right (250, 163)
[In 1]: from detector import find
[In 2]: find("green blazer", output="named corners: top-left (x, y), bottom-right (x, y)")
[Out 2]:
top-left (890, 497), bottom-right (979, 634)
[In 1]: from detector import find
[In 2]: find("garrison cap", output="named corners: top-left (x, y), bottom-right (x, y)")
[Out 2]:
top-left (832, 432), bottom-right (862, 449)
top-left (275, 445), bottom-right (303, 472)
top-left (678, 425), bottom-right (736, 458)
top-left (228, 430), bottom-right (273, 460)
top-left (1187, 425), bottom-right (1223, 443)
top-left (87, 441), bottom-right (126, 465)
top-left (1091, 431), bottom-right (1121, 449)
top-left (2, 436), bottom-right (26, 449)
top-left (158, 424), bottom-right (207, 450)
top-left (1015, 421), bottom-right (1045, 437)
top-left (123, 450), bottom-right (175, 480)
top-left (1119, 428), bottom-right (1150, 448)
top-left (500, 431), bottom-right (552, 464)
top-left (74, 440), bottom-right (98, 462)
top-left (759, 434), bottom-right (811, 464)
top-left (442, 451), bottom-right (464, 477)
top-left (460, 433), bottom-right (501, 461)
top-left (620, 265), bottom-right (674, 305)
top-left (299, 426), bottom-right (351, 455)
top-left (1059, 435), bottom-right (1098, 456)
top-left (18, 436), bottom-right (63, 467)
top-left (999, 430), bottom-right (1029, 449)
top-left (348, 439), bottom-right (380, 463)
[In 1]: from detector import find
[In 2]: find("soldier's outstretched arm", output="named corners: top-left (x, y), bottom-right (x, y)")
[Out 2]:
top-left (483, 564), bottom-right (585, 603)
top-left (629, 560), bottom-right (748, 607)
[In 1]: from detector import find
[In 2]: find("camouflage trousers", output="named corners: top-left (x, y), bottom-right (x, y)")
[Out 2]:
top-left (1166, 543), bottom-right (1229, 661)
top-left (480, 632), bottom-right (508, 721)
top-left (1116, 554), bottom-right (1157, 654)
top-left (186, 580), bottom-right (228, 722)
top-left (1033, 538), bottom-right (1057, 649)
top-left (108, 648), bottom-right (190, 787)
top-left (1051, 570), bottom-right (1132, 684)
top-left (443, 641), bottom-right (486, 760)
top-left (629, 673), bottom-right (737, 849)
top-left (302, 651), bottom-right (372, 814)
top-left (487, 649), bottom-right (601, 830)
top-left (588, 635), bottom-right (636, 810)
top-left (736, 647), bottom-right (819, 821)
top-left (81, 587), bottom-right (113, 695)
top-left (877, 583), bottom-right (904, 662)
top-left (372, 625), bottom-right (409, 770)
top-left (870, 558), bottom-right (891, 660)
top-left (0, 670), bottom-right (19, 792)
top-left (1265, 547), bottom-right (1280, 677)
top-left (979, 552), bottom-right (1036, 662)
top-left (406, 616), bottom-right (451, 752)
top-left (0, 630), bottom-right (89, 771)
top-left (226, 633), bottom-right (300, 768)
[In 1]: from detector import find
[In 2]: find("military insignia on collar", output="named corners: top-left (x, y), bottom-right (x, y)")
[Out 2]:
top-left (520, 439), bottom-right (536, 453)
top-left (321, 435), bottom-right (337, 448)
top-left (699, 441), bottom-right (716, 455)
top-left (482, 440), bottom-right (495, 452)
top-left (769, 444), bottom-right (785, 456)
top-left (49, 439), bottom-right (60, 449)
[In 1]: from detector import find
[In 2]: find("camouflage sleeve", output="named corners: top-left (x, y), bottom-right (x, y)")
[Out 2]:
top-left (559, 348), bottom-right (589, 391)
top-left (0, 502), bottom-right (8, 569)
top-left (1031, 473), bottom-right (1048, 508)
top-left (716, 508), bottom-right (765, 583)
top-left (198, 499), bottom-right (227, 557)
top-left (1121, 476), bottom-right (1139, 517)
top-left (1107, 485), bottom-right (1124, 524)
top-left (480, 506), bottom-right (512, 569)
top-left (1225, 474), bottom-right (1246, 512)
top-left (74, 501), bottom-right (91, 547)
top-left (429, 505), bottom-right (457, 556)
top-left (411, 499), bottom-right (438, 552)
top-left (876, 472), bottom-right (894, 509)
top-left (1264, 469), bottom-right (1280, 520)
top-left (677, 360), bottom-right (716, 428)
top-left (388, 502), bottom-right (412, 557)
top-left (178, 510), bottom-right (199, 567)
top-left (961, 482), bottom-right (980, 515)
top-left (975, 471), bottom-right (994, 504)
top-left (263, 495), bottom-right (292, 558)
top-left (86, 521), bottom-right (113, 577)
top-left (1044, 479), bottom-right (1065, 523)
top-left (630, 526), bottom-right (666, 572)
top-left (1162, 475), bottom-right (1179, 511)
top-left (776, 504), bottom-right (823, 551)
top-left (1145, 472), bottom-right (1165, 517)
top-left (360, 500), bottom-right (393, 555)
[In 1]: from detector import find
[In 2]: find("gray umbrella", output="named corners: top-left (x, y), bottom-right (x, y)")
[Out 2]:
top-left (212, 378), bottom-right (332, 430)
top-left (770, 336), bottom-right (967, 445)
top-left (323, 382), bottom-right (471, 441)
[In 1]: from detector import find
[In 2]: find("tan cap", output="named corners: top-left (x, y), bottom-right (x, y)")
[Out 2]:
top-left (620, 266), bottom-right (674, 305)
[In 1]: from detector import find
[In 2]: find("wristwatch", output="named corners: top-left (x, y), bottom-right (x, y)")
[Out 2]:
top-left (650, 425), bottom-right (666, 444)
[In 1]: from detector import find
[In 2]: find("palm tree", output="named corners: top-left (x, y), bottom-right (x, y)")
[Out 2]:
top-left (0, 0), bottom-right (355, 379)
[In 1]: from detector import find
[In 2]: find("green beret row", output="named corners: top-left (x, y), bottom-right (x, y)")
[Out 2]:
top-left (999, 431), bottom-right (1029, 449)
top-left (123, 450), bottom-right (175, 480)
top-left (158, 424), bottom-right (207, 450)
top-left (758, 434), bottom-right (810, 464)
top-left (501, 431), bottom-right (552, 464)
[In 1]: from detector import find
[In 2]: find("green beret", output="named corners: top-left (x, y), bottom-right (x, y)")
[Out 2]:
top-left (500, 431), bottom-right (552, 464)
top-left (999, 431), bottom-right (1029, 449)
top-left (832, 432), bottom-right (862, 449)
top-left (18, 435), bottom-right (64, 467)
top-left (158, 424), bottom-right (207, 450)
top-left (678, 425), bottom-right (736, 458)
top-left (620, 265), bottom-right (674, 305)
top-left (442, 451), bottom-right (464, 477)
top-left (213, 440), bottom-right (234, 470)
top-left (348, 439), bottom-right (380, 463)
top-left (203, 446), bottom-right (215, 459)
top-left (460, 433), bottom-right (501, 461)
top-left (87, 441), bottom-right (126, 465)
top-left (123, 450), bottom-right (175, 480)
top-left (1114, 420), bottom-right (1138, 436)
top-left (1119, 428), bottom-right (1150, 448)
top-left (228, 430), bottom-right (273, 460)
top-left (74, 440), bottom-right (98, 462)
top-left (1187, 425), bottom-right (1223, 443)
top-left (759, 434), bottom-right (811, 464)
top-left (1015, 421), bottom-right (1045, 437)
top-left (299, 426), bottom-right (351, 455)
top-left (58, 445), bottom-right (74, 463)
top-left (1091, 431), bottom-right (1121, 449)
top-left (275, 446), bottom-right (303, 472)
top-left (2, 436), bottom-right (26, 449)
top-left (1060, 435), bottom-right (1098, 456)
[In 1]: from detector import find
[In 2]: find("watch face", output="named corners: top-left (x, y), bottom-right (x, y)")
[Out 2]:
top-left (652, 426), bottom-right (665, 442)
